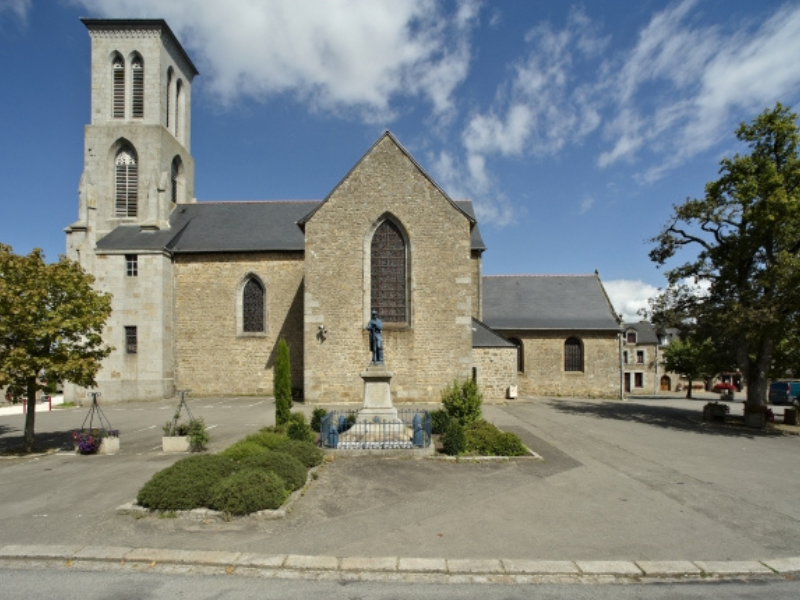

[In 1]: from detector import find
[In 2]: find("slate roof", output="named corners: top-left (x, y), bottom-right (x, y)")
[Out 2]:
top-left (482, 274), bottom-right (621, 331)
top-left (96, 200), bottom-right (485, 254)
top-left (472, 318), bottom-right (517, 348)
top-left (623, 321), bottom-right (660, 345)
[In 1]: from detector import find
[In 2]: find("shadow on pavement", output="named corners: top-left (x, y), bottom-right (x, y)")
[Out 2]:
top-left (545, 399), bottom-right (781, 439)
top-left (0, 427), bottom-right (75, 454)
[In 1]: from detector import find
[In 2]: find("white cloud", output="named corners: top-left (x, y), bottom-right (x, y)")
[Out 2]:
top-left (0, 0), bottom-right (31, 21)
top-left (72, 0), bottom-right (479, 122)
top-left (578, 196), bottom-right (594, 215)
top-left (603, 279), bottom-right (660, 322)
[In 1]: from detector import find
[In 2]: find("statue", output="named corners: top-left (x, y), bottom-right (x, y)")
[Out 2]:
top-left (366, 310), bottom-right (384, 364)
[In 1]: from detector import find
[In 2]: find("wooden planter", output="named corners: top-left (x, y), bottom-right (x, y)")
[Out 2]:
top-left (162, 436), bottom-right (191, 453)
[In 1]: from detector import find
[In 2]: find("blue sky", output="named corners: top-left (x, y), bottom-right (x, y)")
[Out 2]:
top-left (2, 0), bottom-right (800, 319)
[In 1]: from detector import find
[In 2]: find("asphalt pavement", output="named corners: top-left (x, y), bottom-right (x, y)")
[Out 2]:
top-left (1, 393), bottom-right (799, 583)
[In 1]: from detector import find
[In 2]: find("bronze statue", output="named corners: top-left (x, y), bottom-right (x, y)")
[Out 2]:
top-left (366, 310), bottom-right (384, 364)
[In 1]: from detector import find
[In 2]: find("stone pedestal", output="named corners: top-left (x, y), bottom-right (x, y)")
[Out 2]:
top-left (358, 364), bottom-right (399, 423)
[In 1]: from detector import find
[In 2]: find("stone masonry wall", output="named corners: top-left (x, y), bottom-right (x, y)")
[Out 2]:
top-left (473, 347), bottom-right (518, 402)
top-left (174, 252), bottom-right (304, 396)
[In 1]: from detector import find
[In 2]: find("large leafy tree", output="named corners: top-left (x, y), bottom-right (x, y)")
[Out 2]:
top-left (0, 245), bottom-right (113, 452)
top-left (649, 104), bottom-right (800, 407)
top-left (661, 337), bottom-right (718, 399)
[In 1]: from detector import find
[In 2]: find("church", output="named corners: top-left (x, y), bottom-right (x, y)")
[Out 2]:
top-left (64, 18), bottom-right (622, 405)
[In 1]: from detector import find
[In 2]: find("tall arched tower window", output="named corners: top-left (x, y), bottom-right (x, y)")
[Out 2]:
top-left (170, 156), bottom-right (183, 203)
top-left (564, 337), bottom-right (583, 372)
top-left (112, 54), bottom-right (125, 118)
top-left (115, 146), bottom-right (138, 217)
top-left (165, 67), bottom-right (173, 129)
top-left (175, 79), bottom-right (183, 139)
top-left (242, 278), bottom-right (265, 333)
top-left (131, 55), bottom-right (144, 118)
top-left (371, 219), bottom-right (407, 323)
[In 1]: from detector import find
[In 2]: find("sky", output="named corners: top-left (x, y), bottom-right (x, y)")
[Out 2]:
top-left (2, 0), bottom-right (800, 320)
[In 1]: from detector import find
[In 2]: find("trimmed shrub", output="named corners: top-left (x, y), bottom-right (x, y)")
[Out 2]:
top-left (221, 440), bottom-right (270, 462)
top-left (187, 417), bottom-right (210, 452)
top-left (208, 469), bottom-right (287, 515)
top-left (273, 439), bottom-right (324, 468)
top-left (311, 407), bottom-right (327, 433)
top-left (243, 429), bottom-right (287, 450)
top-left (463, 420), bottom-right (528, 457)
top-left (287, 411), bottom-right (315, 443)
top-left (430, 408), bottom-right (451, 435)
top-left (442, 419), bottom-right (466, 456)
top-left (274, 339), bottom-right (292, 426)
top-left (441, 379), bottom-right (482, 425)
top-left (240, 450), bottom-right (308, 492)
top-left (137, 454), bottom-right (236, 510)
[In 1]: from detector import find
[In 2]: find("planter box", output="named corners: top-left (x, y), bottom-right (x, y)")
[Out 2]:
top-left (703, 404), bottom-right (727, 422)
top-left (784, 408), bottom-right (799, 426)
top-left (98, 436), bottom-right (120, 455)
top-left (162, 436), bottom-right (190, 453)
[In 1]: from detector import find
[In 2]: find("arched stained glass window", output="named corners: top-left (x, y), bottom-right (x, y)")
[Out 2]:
top-left (115, 146), bottom-right (138, 217)
top-left (112, 54), bottom-right (125, 118)
top-left (371, 220), bottom-right (407, 323)
top-left (243, 278), bottom-right (265, 333)
top-left (131, 55), bottom-right (144, 118)
top-left (564, 337), bottom-right (583, 372)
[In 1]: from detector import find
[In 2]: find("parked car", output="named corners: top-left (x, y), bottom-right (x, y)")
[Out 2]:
top-left (768, 381), bottom-right (800, 405)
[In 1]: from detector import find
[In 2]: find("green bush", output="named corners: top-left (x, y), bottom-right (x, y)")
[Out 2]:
top-left (287, 412), bottom-right (315, 443)
top-left (311, 407), bottom-right (327, 433)
top-left (243, 429), bottom-right (287, 450)
top-left (221, 440), bottom-right (270, 461)
top-left (137, 454), bottom-right (236, 510)
top-left (442, 419), bottom-right (466, 456)
top-left (430, 409), bottom-right (451, 435)
top-left (441, 379), bottom-right (482, 425)
top-left (187, 417), bottom-right (210, 451)
top-left (240, 450), bottom-right (308, 492)
top-left (208, 469), bottom-right (287, 515)
top-left (463, 420), bottom-right (528, 456)
top-left (274, 339), bottom-right (293, 426)
top-left (273, 439), bottom-right (324, 468)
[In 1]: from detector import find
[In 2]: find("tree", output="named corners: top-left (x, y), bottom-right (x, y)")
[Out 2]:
top-left (661, 337), bottom-right (717, 399)
top-left (649, 104), bottom-right (800, 407)
top-left (0, 245), bottom-right (112, 452)
top-left (274, 338), bottom-right (292, 426)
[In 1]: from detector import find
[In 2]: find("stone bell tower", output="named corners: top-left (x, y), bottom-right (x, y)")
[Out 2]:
top-left (64, 19), bottom-right (198, 402)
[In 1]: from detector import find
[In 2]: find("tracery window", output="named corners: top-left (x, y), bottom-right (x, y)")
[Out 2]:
top-left (131, 55), bottom-right (144, 118)
top-left (371, 219), bottom-right (407, 323)
top-left (564, 337), bottom-right (583, 372)
top-left (112, 54), bottom-right (125, 118)
top-left (115, 146), bottom-right (138, 217)
top-left (242, 278), bottom-right (265, 333)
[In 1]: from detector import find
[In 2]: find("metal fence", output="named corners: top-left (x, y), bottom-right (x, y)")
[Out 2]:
top-left (320, 409), bottom-right (432, 450)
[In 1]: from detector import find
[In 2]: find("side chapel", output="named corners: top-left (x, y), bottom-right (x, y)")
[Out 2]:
top-left (65, 19), bottom-right (622, 405)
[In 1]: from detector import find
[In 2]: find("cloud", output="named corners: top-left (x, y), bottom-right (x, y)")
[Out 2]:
top-left (0, 0), bottom-right (31, 22)
top-left (72, 0), bottom-right (479, 122)
top-left (578, 196), bottom-right (594, 215)
top-left (603, 279), bottom-right (660, 321)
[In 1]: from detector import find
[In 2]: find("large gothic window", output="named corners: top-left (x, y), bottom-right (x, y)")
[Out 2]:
top-left (564, 337), bottom-right (583, 372)
top-left (242, 278), bottom-right (265, 333)
top-left (112, 54), bottom-right (125, 118)
top-left (115, 146), bottom-right (138, 217)
top-left (371, 219), bottom-right (407, 323)
top-left (131, 55), bottom-right (144, 118)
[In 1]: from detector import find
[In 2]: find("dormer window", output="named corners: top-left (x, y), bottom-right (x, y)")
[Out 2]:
top-left (626, 330), bottom-right (637, 344)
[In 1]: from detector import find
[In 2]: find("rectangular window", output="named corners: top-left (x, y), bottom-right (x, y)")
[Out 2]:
top-left (126, 254), bottom-right (138, 277)
top-left (623, 351), bottom-right (628, 364)
top-left (636, 350), bottom-right (644, 364)
top-left (125, 326), bottom-right (137, 354)
top-left (635, 373), bottom-right (644, 388)
top-left (626, 332), bottom-right (637, 344)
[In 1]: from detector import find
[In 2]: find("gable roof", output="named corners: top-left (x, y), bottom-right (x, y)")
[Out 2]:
top-left (298, 131), bottom-right (476, 228)
top-left (95, 199), bottom-right (485, 253)
top-left (623, 321), bottom-right (660, 344)
top-left (482, 274), bottom-right (621, 331)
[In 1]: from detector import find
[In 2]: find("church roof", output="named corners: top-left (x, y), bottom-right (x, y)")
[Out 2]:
top-left (482, 274), bottom-right (622, 331)
top-left (472, 318), bottom-right (517, 348)
top-left (95, 199), bottom-right (485, 253)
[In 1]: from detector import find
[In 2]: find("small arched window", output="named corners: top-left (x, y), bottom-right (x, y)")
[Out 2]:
top-left (112, 54), bottom-right (125, 118)
top-left (115, 146), bottom-right (138, 217)
top-left (166, 68), bottom-right (173, 129)
top-left (371, 219), bottom-right (407, 323)
top-left (242, 278), bottom-right (265, 333)
top-left (131, 55), bottom-right (144, 118)
top-left (175, 79), bottom-right (183, 139)
top-left (170, 156), bottom-right (182, 203)
top-left (564, 337), bottom-right (583, 372)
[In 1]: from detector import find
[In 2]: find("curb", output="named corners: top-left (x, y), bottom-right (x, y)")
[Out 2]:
top-left (1, 546), bottom-right (799, 584)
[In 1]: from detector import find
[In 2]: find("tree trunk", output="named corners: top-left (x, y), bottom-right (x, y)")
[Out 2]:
top-left (746, 338), bottom-right (773, 407)
top-left (685, 378), bottom-right (693, 399)
top-left (23, 376), bottom-right (37, 453)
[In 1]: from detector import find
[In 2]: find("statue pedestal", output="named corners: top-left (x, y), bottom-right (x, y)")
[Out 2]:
top-left (358, 364), bottom-right (399, 423)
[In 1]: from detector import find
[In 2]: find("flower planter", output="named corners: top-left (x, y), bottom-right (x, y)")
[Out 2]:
top-left (784, 408), bottom-right (799, 426)
top-left (98, 436), bottom-right (120, 454)
top-left (162, 436), bottom-right (191, 453)
top-left (702, 403), bottom-right (728, 422)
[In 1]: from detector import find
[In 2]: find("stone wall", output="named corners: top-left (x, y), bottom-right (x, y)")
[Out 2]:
top-left (303, 135), bottom-right (475, 404)
top-left (500, 330), bottom-right (621, 398)
top-left (473, 347), bottom-right (518, 402)
top-left (174, 252), bottom-right (304, 396)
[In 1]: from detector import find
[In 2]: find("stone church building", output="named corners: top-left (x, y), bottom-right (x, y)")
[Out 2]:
top-left (65, 18), bottom-right (622, 405)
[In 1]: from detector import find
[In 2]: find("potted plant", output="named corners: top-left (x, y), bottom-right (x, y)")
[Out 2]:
top-left (702, 401), bottom-right (729, 422)
top-left (162, 417), bottom-right (209, 452)
top-left (73, 428), bottom-right (120, 455)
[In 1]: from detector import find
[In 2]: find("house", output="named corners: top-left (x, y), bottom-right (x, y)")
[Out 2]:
top-left (63, 18), bottom-right (621, 404)
top-left (622, 321), bottom-right (682, 394)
